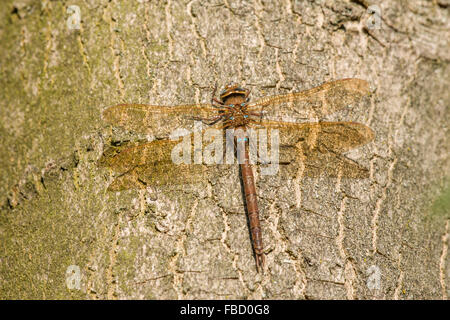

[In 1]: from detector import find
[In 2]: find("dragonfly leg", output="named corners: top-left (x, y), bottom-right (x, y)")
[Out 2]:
top-left (210, 82), bottom-right (231, 109)
top-left (205, 115), bottom-right (225, 125)
top-left (210, 82), bottom-right (218, 104)
top-left (191, 114), bottom-right (224, 126)
top-left (244, 88), bottom-right (251, 100)
top-left (210, 82), bottom-right (228, 107)
top-left (217, 119), bottom-right (234, 129)
top-left (212, 98), bottom-right (228, 109)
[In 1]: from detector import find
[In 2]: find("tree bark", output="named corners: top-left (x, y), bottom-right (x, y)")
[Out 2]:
top-left (0, 0), bottom-right (448, 299)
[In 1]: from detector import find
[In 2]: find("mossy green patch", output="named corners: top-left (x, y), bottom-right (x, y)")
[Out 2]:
top-left (430, 180), bottom-right (450, 220)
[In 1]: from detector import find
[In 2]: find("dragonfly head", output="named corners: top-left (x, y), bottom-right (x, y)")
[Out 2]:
top-left (219, 83), bottom-right (248, 104)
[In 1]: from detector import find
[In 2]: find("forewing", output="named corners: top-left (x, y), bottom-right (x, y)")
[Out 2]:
top-left (102, 103), bottom-right (219, 137)
top-left (247, 78), bottom-right (369, 120)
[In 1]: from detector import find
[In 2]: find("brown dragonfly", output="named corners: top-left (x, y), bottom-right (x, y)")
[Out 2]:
top-left (99, 78), bottom-right (374, 273)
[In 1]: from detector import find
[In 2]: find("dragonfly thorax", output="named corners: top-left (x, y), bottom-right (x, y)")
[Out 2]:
top-left (217, 84), bottom-right (251, 128)
top-left (221, 104), bottom-right (251, 128)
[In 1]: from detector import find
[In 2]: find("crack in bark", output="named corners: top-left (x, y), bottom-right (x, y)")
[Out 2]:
top-left (104, 1), bottom-right (125, 98)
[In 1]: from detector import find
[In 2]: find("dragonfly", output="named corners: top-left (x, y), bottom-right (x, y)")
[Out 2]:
top-left (99, 78), bottom-right (375, 273)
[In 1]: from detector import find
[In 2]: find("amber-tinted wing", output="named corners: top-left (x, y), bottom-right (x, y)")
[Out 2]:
top-left (99, 133), bottom-right (228, 191)
top-left (247, 78), bottom-right (369, 120)
top-left (99, 139), bottom-right (180, 173)
top-left (251, 121), bottom-right (374, 152)
top-left (104, 162), bottom-right (215, 191)
top-left (102, 103), bottom-right (220, 137)
top-left (249, 121), bottom-right (374, 178)
top-left (277, 151), bottom-right (371, 179)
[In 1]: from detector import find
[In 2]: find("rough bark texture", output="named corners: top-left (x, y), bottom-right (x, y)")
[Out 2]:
top-left (0, 0), bottom-right (449, 299)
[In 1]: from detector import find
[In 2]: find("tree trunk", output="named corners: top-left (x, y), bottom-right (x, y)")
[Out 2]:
top-left (0, 0), bottom-right (448, 299)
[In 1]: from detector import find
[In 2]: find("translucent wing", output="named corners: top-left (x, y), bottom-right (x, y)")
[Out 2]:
top-left (102, 103), bottom-right (220, 137)
top-left (105, 163), bottom-right (214, 191)
top-left (278, 151), bottom-right (371, 179)
top-left (250, 121), bottom-right (374, 153)
top-left (99, 133), bottom-right (228, 191)
top-left (98, 139), bottom-right (180, 173)
top-left (247, 78), bottom-right (369, 120)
